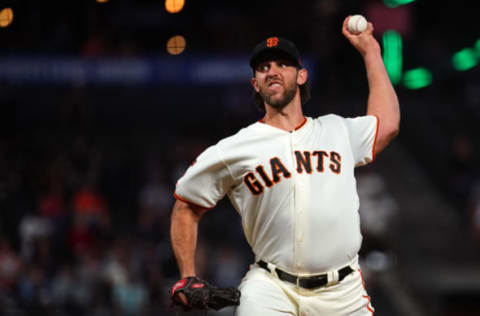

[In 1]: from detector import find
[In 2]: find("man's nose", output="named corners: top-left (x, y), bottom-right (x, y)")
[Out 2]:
top-left (266, 63), bottom-right (281, 77)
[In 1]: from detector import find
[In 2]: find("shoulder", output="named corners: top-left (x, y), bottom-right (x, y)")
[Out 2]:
top-left (217, 121), bottom-right (265, 149)
top-left (312, 114), bottom-right (348, 128)
top-left (192, 121), bottom-right (263, 163)
top-left (313, 114), bottom-right (376, 126)
top-left (313, 113), bottom-right (345, 122)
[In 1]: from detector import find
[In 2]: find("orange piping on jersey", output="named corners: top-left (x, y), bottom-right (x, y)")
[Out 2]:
top-left (371, 115), bottom-right (380, 163)
top-left (257, 117), bottom-right (307, 131)
top-left (173, 191), bottom-right (214, 211)
top-left (359, 269), bottom-right (375, 315)
top-left (294, 117), bottom-right (307, 131)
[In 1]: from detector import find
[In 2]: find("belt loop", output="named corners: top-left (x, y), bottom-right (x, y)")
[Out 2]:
top-left (267, 262), bottom-right (278, 279)
top-left (327, 270), bottom-right (339, 286)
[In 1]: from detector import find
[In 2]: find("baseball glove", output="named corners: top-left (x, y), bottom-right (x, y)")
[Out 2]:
top-left (170, 276), bottom-right (241, 311)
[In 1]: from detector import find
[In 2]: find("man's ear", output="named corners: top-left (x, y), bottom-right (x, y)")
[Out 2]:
top-left (297, 68), bottom-right (308, 85)
top-left (251, 77), bottom-right (260, 93)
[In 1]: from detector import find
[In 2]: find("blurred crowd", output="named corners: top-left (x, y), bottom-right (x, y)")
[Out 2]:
top-left (0, 119), bottom-right (253, 315)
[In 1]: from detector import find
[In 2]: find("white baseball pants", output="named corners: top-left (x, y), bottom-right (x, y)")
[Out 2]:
top-left (235, 260), bottom-right (374, 316)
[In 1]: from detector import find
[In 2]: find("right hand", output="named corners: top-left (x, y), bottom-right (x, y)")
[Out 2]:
top-left (342, 16), bottom-right (381, 58)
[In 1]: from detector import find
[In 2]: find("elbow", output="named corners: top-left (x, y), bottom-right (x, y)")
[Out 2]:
top-left (389, 123), bottom-right (400, 140)
top-left (379, 112), bottom-right (400, 141)
top-left (172, 199), bottom-right (208, 222)
top-left (375, 125), bottom-right (399, 155)
top-left (385, 121), bottom-right (400, 143)
top-left (372, 109), bottom-right (400, 154)
top-left (376, 120), bottom-right (399, 152)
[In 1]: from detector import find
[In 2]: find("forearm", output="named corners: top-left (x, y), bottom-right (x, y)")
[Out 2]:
top-left (170, 200), bottom-right (202, 278)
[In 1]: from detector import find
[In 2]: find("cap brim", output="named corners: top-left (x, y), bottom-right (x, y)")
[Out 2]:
top-left (250, 49), bottom-right (300, 70)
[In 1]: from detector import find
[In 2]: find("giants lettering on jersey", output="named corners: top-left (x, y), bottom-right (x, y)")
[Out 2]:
top-left (244, 150), bottom-right (342, 195)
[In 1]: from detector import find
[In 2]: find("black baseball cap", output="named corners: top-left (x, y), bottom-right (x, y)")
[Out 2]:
top-left (249, 37), bottom-right (302, 70)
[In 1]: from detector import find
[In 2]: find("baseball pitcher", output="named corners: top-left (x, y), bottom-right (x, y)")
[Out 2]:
top-left (170, 16), bottom-right (400, 315)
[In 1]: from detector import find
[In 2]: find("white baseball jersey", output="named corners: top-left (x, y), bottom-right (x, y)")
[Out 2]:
top-left (175, 114), bottom-right (379, 275)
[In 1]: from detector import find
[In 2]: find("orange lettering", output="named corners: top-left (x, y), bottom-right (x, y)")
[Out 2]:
top-left (244, 172), bottom-right (264, 195)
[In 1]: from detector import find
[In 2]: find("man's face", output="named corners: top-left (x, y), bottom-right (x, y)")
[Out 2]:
top-left (251, 58), bottom-right (304, 110)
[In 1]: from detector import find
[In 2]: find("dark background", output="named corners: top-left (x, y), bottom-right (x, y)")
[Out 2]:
top-left (1, 0), bottom-right (479, 315)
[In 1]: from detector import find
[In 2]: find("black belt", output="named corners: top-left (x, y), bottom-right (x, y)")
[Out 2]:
top-left (257, 260), bottom-right (354, 289)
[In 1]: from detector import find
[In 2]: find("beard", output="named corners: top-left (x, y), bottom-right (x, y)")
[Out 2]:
top-left (258, 80), bottom-right (298, 110)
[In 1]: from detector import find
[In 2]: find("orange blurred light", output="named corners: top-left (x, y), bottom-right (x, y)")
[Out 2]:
top-left (167, 35), bottom-right (186, 55)
top-left (96, 0), bottom-right (109, 3)
top-left (165, 0), bottom-right (185, 14)
top-left (0, 8), bottom-right (14, 28)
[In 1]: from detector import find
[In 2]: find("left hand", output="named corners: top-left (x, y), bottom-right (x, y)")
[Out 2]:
top-left (170, 276), bottom-right (241, 311)
top-left (342, 16), bottom-right (381, 57)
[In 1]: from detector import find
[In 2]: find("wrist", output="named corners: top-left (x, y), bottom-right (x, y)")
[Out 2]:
top-left (362, 44), bottom-right (381, 58)
top-left (362, 47), bottom-right (383, 65)
top-left (181, 272), bottom-right (196, 279)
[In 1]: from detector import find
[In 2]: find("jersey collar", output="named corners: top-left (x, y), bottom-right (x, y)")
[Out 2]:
top-left (258, 116), bottom-right (308, 133)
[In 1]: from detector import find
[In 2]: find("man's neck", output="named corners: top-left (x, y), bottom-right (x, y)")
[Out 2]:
top-left (262, 101), bottom-right (304, 132)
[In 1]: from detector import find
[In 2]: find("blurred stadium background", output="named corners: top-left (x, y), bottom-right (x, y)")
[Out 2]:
top-left (0, 0), bottom-right (479, 315)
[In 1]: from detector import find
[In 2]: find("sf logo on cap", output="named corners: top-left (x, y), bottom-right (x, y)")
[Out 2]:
top-left (266, 37), bottom-right (279, 47)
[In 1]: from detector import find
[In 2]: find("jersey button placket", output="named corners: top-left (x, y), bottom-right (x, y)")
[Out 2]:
top-left (298, 180), bottom-right (305, 245)
top-left (297, 139), bottom-right (310, 271)
top-left (292, 131), bottom-right (304, 271)
top-left (289, 132), bottom-right (300, 271)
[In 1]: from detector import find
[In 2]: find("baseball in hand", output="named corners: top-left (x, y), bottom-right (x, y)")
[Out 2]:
top-left (347, 15), bottom-right (368, 35)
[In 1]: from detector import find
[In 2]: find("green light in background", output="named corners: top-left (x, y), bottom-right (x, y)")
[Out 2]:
top-left (403, 68), bottom-right (432, 90)
top-left (383, 0), bottom-right (415, 8)
top-left (452, 48), bottom-right (478, 71)
top-left (474, 39), bottom-right (480, 58)
top-left (382, 30), bottom-right (403, 85)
